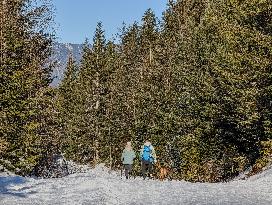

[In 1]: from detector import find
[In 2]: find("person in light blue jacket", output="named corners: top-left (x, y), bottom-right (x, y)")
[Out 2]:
top-left (121, 141), bottom-right (136, 179)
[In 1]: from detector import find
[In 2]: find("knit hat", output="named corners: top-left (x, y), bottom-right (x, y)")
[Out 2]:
top-left (125, 141), bottom-right (132, 150)
top-left (144, 140), bottom-right (151, 146)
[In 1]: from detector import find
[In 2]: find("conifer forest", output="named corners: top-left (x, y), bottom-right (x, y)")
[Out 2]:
top-left (1, 0), bottom-right (272, 182)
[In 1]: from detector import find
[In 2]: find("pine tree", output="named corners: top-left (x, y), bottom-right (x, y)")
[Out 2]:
top-left (115, 22), bottom-right (141, 140)
top-left (158, 0), bottom-right (215, 181)
top-left (99, 40), bottom-right (119, 167)
top-left (0, 0), bottom-right (55, 174)
top-left (192, 0), bottom-right (272, 179)
top-left (58, 54), bottom-right (78, 158)
top-left (63, 23), bottom-right (117, 165)
top-left (136, 9), bottom-right (159, 140)
top-left (62, 41), bottom-right (96, 163)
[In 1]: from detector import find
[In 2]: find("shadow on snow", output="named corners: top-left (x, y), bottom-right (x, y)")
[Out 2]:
top-left (0, 176), bottom-right (37, 198)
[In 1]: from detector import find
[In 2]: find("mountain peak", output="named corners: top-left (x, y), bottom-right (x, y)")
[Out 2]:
top-left (51, 42), bottom-right (83, 86)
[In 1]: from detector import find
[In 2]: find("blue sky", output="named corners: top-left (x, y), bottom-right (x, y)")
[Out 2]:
top-left (54, 0), bottom-right (168, 44)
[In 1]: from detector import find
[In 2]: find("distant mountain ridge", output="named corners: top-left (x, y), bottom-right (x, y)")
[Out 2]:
top-left (51, 42), bottom-right (83, 86)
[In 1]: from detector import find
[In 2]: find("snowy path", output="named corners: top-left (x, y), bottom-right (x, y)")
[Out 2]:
top-left (1, 165), bottom-right (271, 205)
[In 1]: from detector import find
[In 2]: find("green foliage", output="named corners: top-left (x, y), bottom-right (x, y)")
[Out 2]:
top-left (0, 0), bottom-right (56, 175)
top-left (56, 0), bottom-right (272, 182)
top-left (4, 0), bottom-right (270, 181)
top-left (249, 139), bottom-right (272, 176)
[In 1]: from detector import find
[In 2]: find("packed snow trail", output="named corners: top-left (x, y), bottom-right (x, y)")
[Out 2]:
top-left (1, 165), bottom-right (271, 205)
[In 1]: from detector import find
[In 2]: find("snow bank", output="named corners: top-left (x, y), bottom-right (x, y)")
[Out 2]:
top-left (1, 165), bottom-right (271, 205)
top-left (247, 165), bottom-right (272, 182)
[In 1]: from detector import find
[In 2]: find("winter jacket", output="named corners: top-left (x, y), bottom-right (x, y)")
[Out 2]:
top-left (140, 144), bottom-right (157, 164)
top-left (121, 149), bottom-right (136, 165)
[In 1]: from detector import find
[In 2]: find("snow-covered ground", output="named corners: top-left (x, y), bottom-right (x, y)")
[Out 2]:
top-left (1, 164), bottom-right (271, 205)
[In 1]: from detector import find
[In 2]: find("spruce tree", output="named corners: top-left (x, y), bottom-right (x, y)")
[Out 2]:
top-left (192, 0), bottom-right (272, 179)
top-left (63, 23), bottom-right (117, 165)
top-left (159, 0), bottom-right (215, 181)
top-left (115, 23), bottom-right (141, 140)
top-left (58, 54), bottom-right (79, 159)
top-left (137, 9), bottom-right (159, 141)
top-left (0, 0), bottom-right (55, 174)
